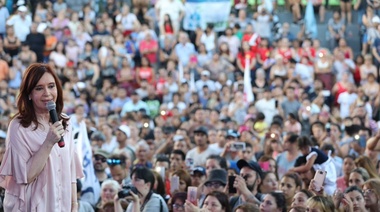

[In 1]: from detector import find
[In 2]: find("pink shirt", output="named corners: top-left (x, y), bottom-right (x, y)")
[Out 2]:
top-left (336, 176), bottom-right (348, 191)
top-left (0, 117), bottom-right (83, 211)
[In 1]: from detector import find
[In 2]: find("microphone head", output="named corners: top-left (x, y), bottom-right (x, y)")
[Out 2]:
top-left (46, 101), bottom-right (56, 111)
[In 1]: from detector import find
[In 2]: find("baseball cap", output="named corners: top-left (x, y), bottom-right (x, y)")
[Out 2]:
top-left (173, 135), bottom-right (184, 142)
top-left (194, 126), bottom-right (208, 136)
top-left (204, 169), bottom-right (227, 185)
top-left (94, 149), bottom-right (110, 159)
top-left (226, 129), bottom-right (239, 138)
top-left (91, 131), bottom-right (106, 141)
top-left (18, 5), bottom-right (27, 12)
top-left (191, 166), bottom-right (206, 176)
top-left (237, 159), bottom-right (263, 178)
top-left (118, 125), bottom-right (131, 138)
top-left (201, 70), bottom-right (210, 76)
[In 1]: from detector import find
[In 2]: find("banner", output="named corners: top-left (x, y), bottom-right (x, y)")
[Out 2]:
top-left (183, 0), bottom-right (232, 32)
top-left (76, 121), bottom-right (100, 206)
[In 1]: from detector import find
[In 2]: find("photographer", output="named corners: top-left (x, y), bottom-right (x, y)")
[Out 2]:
top-left (114, 167), bottom-right (168, 212)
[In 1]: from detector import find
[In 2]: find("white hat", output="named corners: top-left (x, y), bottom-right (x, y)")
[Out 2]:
top-left (373, 16), bottom-right (380, 24)
top-left (18, 5), bottom-right (28, 12)
top-left (201, 70), bottom-right (210, 76)
top-left (17, 0), bottom-right (25, 6)
top-left (118, 125), bottom-right (130, 138)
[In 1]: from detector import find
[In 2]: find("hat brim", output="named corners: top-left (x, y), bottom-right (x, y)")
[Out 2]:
top-left (193, 130), bottom-right (207, 135)
top-left (237, 159), bottom-right (250, 170)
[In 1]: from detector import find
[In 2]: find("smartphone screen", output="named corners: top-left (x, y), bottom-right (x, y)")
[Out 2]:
top-left (170, 176), bottom-right (180, 194)
top-left (228, 176), bottom-right (237, 194)
top-left (187, 186), bottom-right (198, 205)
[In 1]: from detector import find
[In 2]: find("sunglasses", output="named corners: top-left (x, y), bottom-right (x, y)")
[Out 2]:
top-left (94, 156), bottom-right (107, 163)
top-left (107, 159), bottom-right (125, 166)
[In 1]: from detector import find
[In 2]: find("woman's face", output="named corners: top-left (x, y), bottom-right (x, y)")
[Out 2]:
top-left (101, 184), bottom-right (117, 202)
top-left (260, 194), bottom-right (279, 212)
top-left (137, 146), bottom-right (148, 161)
top-left (339, 39), bottom-right (346, 47)
top-left (291, 192), bottom-right (309, 208)
top-left (131, 174), bottom-right (149, 194)
top-left (179, 179), bottom-right (187, 192)
top-left (173, 198), bottom-right (185, 212)
top-left (363, 184), bottom-right (379, 207)
top-left (203, 195), bottom-right (224, 212)
top-left (206, 159), bottom-right (221, 177)
top-left (347, 190), bottom-right (366, 212)
top-left (349, 172), bottom-right (365, 188)
top-left (343, 158), bottom-right (356, 175)
top-left (280, 177), bottom-right (299, 200)
top-left (30, 73), bottom-right (58, 114)
top-left (260, 173), bottom-right (278, 194)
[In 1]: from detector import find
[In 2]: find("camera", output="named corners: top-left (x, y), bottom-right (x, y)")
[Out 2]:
top-left (118, 185), bottom-right (138, 199)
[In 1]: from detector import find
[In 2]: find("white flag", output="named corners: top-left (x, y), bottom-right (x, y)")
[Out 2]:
top-left (190, 70), bottom-right (196, 92)
top-left (76, 121), bottom-right (100, 206)
top-left (244, 57), bottom-right (254, 103)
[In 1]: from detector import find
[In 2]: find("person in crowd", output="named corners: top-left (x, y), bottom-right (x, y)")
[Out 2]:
top-left (362, 179), bottom-right (380, 212)
top-left (343, 186), bottom-right (368, 212)
top-left (279, 172), bottom-right (302, 209)
top-left (337, 155), bottom-right (357, 191)
top-left (259, 191), bottom-right (287, 212)
top-left (258, 171), bottom-right (278, 194)
top-left (0, 63), bottom-right (83, 211)
top-left (349, 167), bottom-right (370, 188)
top-left (290, 136), bottom-right (336, 195)
top-left (95, 179), bottom-right (120, 211)
top-left (93, 149), bottom-right (111, 185)
top-left (276, 134), bottom-right (301, 179)
top-left (114, 167), bottom-right (169, 212)
top-left (108, 154), bottom-right (131, 186)
top-left (291, 189), bottom-right (314, 208)
top-left (230, 159), bottom-right (264, 210)
top-left (306, 196), bottom-right (335, 212)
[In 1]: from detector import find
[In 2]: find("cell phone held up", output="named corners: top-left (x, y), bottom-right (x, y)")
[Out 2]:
top-left (313, 170), bottom-right (327, 192)
top-left (187, 186), bottom-right (198, 205)
top-left (228, 175), bottom-right (237, 194)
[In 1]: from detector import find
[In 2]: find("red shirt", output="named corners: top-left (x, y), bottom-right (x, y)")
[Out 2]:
top-left (237, 51), bottom-right (255, 69)
top-left (257, 47), bottom-right (271, 62)
top-left (242, 33), bottom-right (261, 54)
top-left (139, 39), bottom-right (158, 64)
top-left (138, 67), bottom-right (154, 84)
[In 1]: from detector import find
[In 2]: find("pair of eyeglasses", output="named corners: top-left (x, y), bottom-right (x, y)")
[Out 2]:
top-left (363, 189), bottom-right (375, 195)
top-left (107, 159), bottom-right (124, 166)
top-left (204, 182), bottom-right (223, 189)
top-left (172, 204), bottom-right (185, 209)
top-left (94, 156), bottom-right (107, 163)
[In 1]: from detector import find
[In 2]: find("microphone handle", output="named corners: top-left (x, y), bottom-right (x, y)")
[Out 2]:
top-left (58, 138), bottom-right (65, 148)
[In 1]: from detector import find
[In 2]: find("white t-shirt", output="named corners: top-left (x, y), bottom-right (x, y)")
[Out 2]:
top-left (116, 13), bottom-right (137, 31)
top-left (186, 146), bottom-right (219, 167)
top-left (337, 92), bottom-right (358, 118)
top-left (155, 0), bottom-right (185, 24)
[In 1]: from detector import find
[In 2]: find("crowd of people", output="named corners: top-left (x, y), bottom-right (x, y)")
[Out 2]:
top-left (1, 0), bottom-right (380, 211)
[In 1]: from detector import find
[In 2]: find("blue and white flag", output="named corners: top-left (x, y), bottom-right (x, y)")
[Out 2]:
top-left (76, 121), bottom-right (100, 206)
top-left (183, 0), bottom-right (231, 32)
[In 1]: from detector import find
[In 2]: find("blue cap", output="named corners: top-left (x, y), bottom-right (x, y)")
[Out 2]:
top-left (191, 166), bottom-right (206, 176)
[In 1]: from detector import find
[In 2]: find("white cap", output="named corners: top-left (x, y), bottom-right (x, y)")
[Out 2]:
top-left (17, 0), bottom-right (25, 6)
top-left (373, 16), bottom-right (380, 24)
top-left (18, 5), bottom-right (28, 12)
top-left (201, 70), bottom-right (210, 76)
top-left (118, 125), bottom-right (130, 138)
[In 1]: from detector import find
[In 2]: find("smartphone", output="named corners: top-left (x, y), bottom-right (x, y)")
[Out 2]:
top-left (313, 170), bottom-right (327, 192)
top-left (170, 176), bottom-right (180, 194)
top-left (186, 158), bottom-right (194, 170)
top-left (187, 186), bottom-right (198, 205)
top-left (155, 167), bottom-right (166, 181)
top-left (359, 135), bottom-right (367, 148)
top-left (275, 100), bottom-right (278, 108)
top-left (228, 176), bottom-right (237, 194)
top-left (230, 142), bottom-right (246, 151)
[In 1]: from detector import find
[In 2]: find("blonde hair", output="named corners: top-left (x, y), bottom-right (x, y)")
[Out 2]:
top-left (306, 196), bottom-right (336, 212)
top-left (363, 179), bottom-right (380, 198)
top-left (355, 156), bottom-right (379, 179)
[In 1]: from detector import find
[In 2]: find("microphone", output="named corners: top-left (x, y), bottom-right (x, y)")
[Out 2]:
top-left (46, 101), bottom-right (65, 148)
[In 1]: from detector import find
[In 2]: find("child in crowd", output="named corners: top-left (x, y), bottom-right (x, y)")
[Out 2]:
top-left (290, 136), bottom-right (337, 195)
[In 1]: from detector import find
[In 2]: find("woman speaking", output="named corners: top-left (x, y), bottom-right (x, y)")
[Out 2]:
top-left (0, 63), bottom-right (83, 211)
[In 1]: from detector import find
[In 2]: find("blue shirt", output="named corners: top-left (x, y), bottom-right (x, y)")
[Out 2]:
top-left (175, 42), bottom-right (196, 67)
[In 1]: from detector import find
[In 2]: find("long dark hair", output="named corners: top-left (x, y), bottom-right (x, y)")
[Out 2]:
top-left (14, 63), bottom-right (68, 130)
top-left (163, 14), bottom-right (173, 32)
